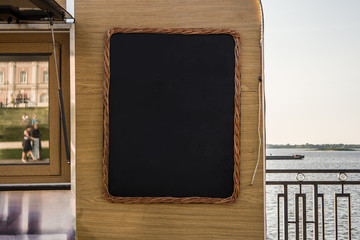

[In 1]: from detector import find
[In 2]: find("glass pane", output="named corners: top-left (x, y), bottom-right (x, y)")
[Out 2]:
top-left (0, 55), bottom-right (49, 165)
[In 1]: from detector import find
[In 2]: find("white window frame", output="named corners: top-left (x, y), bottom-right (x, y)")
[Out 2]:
top-left (20, 70), bottom-right (27, 83)
top-left (0, 71), bottom-right (4, 84)
top-left (40, 93), bottom-right (48, 103)
top-left (43, 70), bottom-right (49, 83)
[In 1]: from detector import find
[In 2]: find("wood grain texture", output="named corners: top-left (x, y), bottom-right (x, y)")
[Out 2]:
top-left (102, 28), bottom-right (241, 204)
top-left (75, 0), bottom-right (264, 239)
top-left (56, 0), bottom-right (66, 9)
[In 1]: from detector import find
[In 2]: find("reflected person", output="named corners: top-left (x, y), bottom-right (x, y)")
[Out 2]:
top-left (31, 113), bottom-right (37, 126)
top-left (31, 124), bottom-right (41, 160)
top-left (22, 125), bottom-right (36, 162)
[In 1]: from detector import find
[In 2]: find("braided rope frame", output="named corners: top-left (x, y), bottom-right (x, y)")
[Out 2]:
top-left (103, 28), bottom-right (241, 204)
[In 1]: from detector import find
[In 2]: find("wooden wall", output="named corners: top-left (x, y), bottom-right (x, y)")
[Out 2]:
top-left (75, 0), bottom-right (265, 239)
top-left (56, 0), bottom-right (66, 9)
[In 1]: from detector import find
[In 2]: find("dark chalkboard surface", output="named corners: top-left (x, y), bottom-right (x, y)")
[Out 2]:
top-left (103, 28), bottom-right (240, 203)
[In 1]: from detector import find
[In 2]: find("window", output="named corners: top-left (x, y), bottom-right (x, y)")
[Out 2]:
top-left (0, 71), bottom-right (3, 84)
top-left (40, 93), bottom-right (48, 103)
top-left (20, 71), bottom-right (27, 83)
top-left (0, 33), bottom-right (70, 184)
top-left (43, 70), bottom-right (48, 83)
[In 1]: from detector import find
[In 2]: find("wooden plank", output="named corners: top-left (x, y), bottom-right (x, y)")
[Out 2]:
top-left (75, 0), bottom-right (264, 239)
top-left (56, 0), bottom-right (66, 9)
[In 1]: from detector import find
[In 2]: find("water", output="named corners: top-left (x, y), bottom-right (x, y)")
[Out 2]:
top-left (266, 148), bottom-right (360, 240)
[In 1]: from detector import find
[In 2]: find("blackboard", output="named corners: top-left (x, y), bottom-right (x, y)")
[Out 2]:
top-left (103, 28), bottom-right (240, 203)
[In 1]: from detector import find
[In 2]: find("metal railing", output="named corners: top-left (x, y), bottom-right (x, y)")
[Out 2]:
top-left (266, 169), bottom-right (360, 240)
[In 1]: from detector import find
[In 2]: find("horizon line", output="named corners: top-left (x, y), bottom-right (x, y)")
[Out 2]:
top-left (267, 143), bottom-right (360, 145)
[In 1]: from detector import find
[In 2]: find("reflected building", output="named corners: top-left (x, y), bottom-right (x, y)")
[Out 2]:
top-left (0, 61), bottom-right (49, 108)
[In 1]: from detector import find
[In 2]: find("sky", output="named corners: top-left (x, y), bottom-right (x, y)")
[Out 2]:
top-left (262, 0), bottom-right (360, 144)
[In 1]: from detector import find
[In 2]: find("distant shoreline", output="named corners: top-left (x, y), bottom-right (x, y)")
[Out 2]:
top-left (311, 148), bottom-right (358, 151)
top-left (267, 144), bottom-right (360, 151)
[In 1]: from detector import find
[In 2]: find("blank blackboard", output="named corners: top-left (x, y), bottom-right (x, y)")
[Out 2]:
top-left (103, 28), bottom-right (240, 203)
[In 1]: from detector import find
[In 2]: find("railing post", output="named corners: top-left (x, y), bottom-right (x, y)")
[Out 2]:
top-left (295, 192), bottom-right (307, 240)
top-left (321, 194), bottom-right (325, 240)
top-left (313, 184), bottom-right (319, 240)
top-left (284, 184), bottom-right (288, 240)
top-left (302, 194), bottom-right (307, 240)
top-left (295, 193), bottom-right (299, 240)
top-left (277, 193), bottom-right (284, 240)
top-left (335, 192), bottom-right (339, 240)
top-left (348, 194), bottom-right (352, 240)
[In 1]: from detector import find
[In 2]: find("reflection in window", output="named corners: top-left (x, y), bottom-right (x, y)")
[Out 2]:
top-left (20, 71), bottom-right (27, 83)
top-left (0, 71), bottom-right (3, 84)
top-left (0, 56), bottom-right (49, 165)
top-left (43, 71), bottom-right (48, 83)
top-left (40, 93), bottom-right (48, 103)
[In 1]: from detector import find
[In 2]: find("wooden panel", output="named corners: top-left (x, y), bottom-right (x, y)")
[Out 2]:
top-left (56, 0), bottom-right (66, 9)
top-left (75, 0), bottom-right (264, 239)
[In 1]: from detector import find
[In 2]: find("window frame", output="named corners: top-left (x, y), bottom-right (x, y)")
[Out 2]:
top-left (43, 70), bottom-right (49, 83)
top-left (0, 71), bottom-right (4, 84)
top-left (0, 33), bottom-right (70, 184)
top-left (40, 93), bottom-right (48, 103)
top-left (19, 70), bottom-right (27, 84)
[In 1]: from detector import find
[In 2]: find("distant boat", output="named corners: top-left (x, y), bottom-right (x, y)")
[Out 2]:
top-left (266, 155), bottom-right (305, 160)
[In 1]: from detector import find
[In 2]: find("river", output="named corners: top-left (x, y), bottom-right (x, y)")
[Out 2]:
top-left (266, 148), bottom-right (360, 239)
